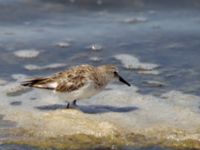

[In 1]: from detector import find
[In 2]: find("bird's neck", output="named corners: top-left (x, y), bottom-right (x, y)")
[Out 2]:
top-left (96, 69), bottom-right (112, 86)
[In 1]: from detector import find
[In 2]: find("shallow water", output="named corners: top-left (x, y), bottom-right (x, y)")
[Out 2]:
top-left (0, 0), bottom-right (200, 150)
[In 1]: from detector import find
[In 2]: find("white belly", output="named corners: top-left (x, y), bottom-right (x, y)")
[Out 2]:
top-left (54, 82), bottom-right (103, 102)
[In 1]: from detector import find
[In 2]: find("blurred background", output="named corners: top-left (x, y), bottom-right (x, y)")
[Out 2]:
top-left (0, 1), bottom-right (200, 150)
top-left (1, 0), bottom-right (200, 97)
top-left (0, 0), bottom-right (200, 96)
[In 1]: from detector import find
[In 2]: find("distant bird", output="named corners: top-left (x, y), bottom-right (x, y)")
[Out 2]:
top-left (21, 64), bottom-right (131, 108)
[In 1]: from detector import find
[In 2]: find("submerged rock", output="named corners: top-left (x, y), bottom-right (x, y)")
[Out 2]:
top-left (10, 101), bottom-right (22, 106)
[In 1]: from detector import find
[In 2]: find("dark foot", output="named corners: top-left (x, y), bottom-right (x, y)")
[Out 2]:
top-left (65, 100), bottom-right (77, 109)
top-left (72, 100), bottom-right (77, 106)
top-left (65, 102), bottom-right (70, 109)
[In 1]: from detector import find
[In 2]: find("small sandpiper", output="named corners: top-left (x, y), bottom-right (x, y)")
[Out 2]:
top-left (21, 64), bottom-right (131, 108)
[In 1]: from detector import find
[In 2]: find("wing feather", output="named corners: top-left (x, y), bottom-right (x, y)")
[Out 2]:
top-left (21, 64), bottom-right (94, 92)
top-left (21, 77), bottom-right (56, 90)
top-left (55, 75), bottom-right (87, 92)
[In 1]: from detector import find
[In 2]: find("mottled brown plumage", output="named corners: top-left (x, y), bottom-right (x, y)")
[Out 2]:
top-left (22, 65), bottom-right (92, 92)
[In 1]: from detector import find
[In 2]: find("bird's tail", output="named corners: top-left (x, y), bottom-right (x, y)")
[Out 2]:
top-left (21, 78), bottom-right (46, 87)
top-left (21, 77), bottom-right (55, 90)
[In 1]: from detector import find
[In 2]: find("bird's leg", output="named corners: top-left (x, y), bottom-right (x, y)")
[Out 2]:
top-left (65, 102), bottom-right (70, 109)
top-left (72, 100), bottom-right (77, 106)
top-left (65, 100), bottom-right (77, 109)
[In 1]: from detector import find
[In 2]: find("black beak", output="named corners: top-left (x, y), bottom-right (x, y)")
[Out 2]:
top-left (115, 72), bottom-right (131, 87)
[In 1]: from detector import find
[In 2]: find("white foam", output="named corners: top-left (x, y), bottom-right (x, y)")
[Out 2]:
top-left (0, 79), bottom-right (7, 85)
top-left (137, 70), bottom-right (160, 75)
top-left (114, 54), bottom-right (159, 71)
top-left (3, 82), bottom-right (29, 96)
top-left (87, 44), bottom-right (103, 51)
top-left (89, 57), bottom-right (102, 62)
top-left (11, 74), bottom-right (28, 81)
top-left (142, 80), bottom-right (165, 87)
top-left (24, 63), bottom-right (67, 71)
top-left (1, 82), bottom-right (200, 144)
top-left (56, 42), bottom-right (71, 48)
top-left (123, 17), bottom-right (147, 24)
top-left (14, 49), bottom-right (40, 58)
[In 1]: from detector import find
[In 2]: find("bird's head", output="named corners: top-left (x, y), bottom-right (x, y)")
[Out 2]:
top-left (97, 65), bottom-right (131, 86)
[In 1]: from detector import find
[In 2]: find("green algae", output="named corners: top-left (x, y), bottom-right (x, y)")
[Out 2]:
top-left (4, 133), bottom-right (124, 150)
top-left (3, 128), bottom-right (200, 150)
top-left (162, 139), bottom-right (200, 150)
